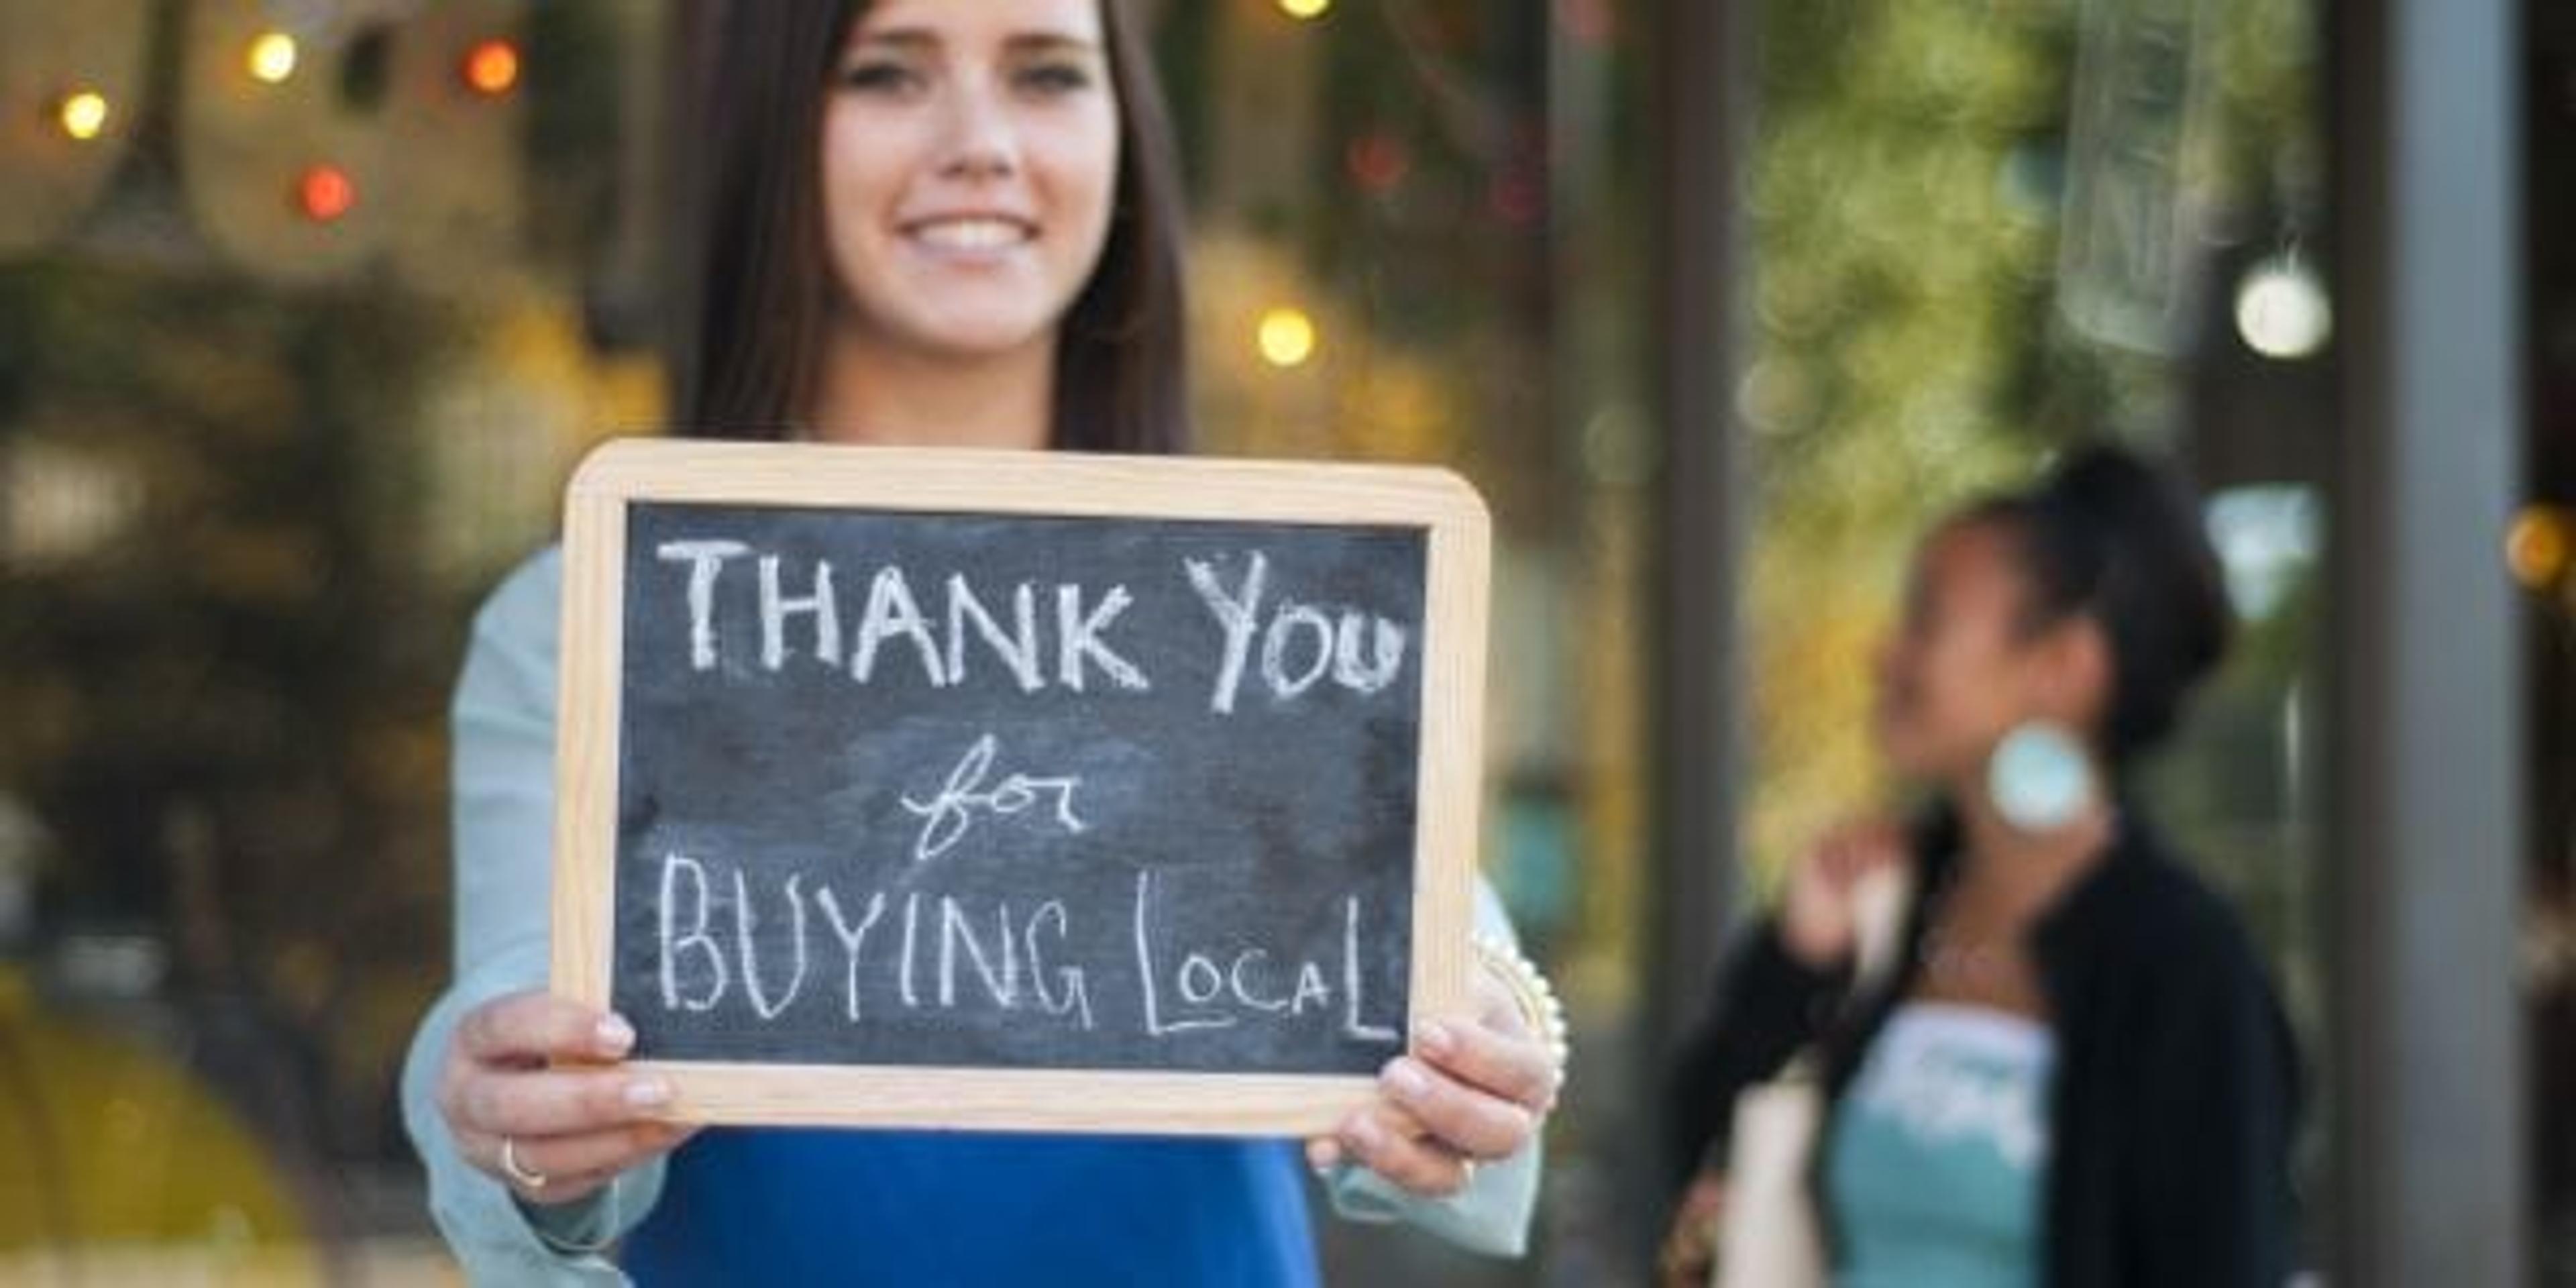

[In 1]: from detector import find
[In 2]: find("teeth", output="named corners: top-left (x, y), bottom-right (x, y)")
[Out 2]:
top-left (912, 218), bottom-right (1031, 251)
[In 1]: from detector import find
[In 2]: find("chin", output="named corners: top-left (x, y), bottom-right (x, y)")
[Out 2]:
top-left (902, 314), bottom-right (1062, 362)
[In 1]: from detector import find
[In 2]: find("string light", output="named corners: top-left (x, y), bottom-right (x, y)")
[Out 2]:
top-left (297, 164), bottom-right (358, 222)
top-left (247, 32), bottom-right (300, 85)
top-left (461, 38), bottom-right (521, 97)
top-left (1256, 307), bottom-right (1319, 369)
top-left (1277, 0), bottom-right (1332, 19)
top-left (56, 90), bottom-right (111, 142)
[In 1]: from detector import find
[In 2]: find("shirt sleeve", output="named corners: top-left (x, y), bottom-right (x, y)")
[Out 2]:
top-left (398, 549), bottom-right (669, 1285)
top-left (1664, 919), bottom-right (1851, 1186)
top-left (1320, 880), bottom-right (1546, 1258)
top-left (2122, 899), bottom-right (2302, 1287)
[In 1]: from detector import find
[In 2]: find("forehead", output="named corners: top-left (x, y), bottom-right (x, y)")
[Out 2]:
top-left (849, 0), bottom-right (1104, 46)
top-left (1919, 518), bottom-right (2029, 605)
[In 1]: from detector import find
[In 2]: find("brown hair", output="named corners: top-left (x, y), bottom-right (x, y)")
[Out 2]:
top-left (672, 0), bottom-right (1190, 453)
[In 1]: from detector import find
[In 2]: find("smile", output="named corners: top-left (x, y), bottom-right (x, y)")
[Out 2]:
top-left (904, 216), bottom-right (1038, 252)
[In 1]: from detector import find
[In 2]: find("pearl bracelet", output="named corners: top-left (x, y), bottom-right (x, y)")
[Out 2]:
top-left (1470, 933), bottom-right (1571, 1083)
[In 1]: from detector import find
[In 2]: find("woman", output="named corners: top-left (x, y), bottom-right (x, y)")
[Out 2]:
top-left (1660, 447), bottom-right (2299, 1287)
top-left (399, 1), bottom-right (1562, 1282)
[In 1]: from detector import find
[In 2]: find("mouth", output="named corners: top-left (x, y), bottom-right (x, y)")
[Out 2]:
top-left (901, 215), bottom-right (1039, 254)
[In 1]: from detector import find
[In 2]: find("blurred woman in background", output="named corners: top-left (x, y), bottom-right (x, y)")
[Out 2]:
top-left (1662, 445), bottom-right (2298, 1287)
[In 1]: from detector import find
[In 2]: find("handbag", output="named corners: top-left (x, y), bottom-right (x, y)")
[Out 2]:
top-left (1711, 864), bottom-right (1913, 1288)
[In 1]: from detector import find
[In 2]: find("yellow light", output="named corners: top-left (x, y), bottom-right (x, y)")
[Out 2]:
top-left (1256, 307), bottom-right (1319, 368)
top-left (2507, 506), bottom-right (2571, 590)
top-left (56, 91), bottom-right (109, 142)
top-left (247, 32), bottom-right (300, 85)
top-left (1277, 0), bottom-right (1333, 19)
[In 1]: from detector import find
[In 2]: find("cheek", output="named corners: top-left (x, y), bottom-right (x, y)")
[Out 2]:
top-left (818, 116), bottom-right (910, 274)
top-left (1925, 637), bottom-right (2027, 736)
top-left (1034, 113), bottom-right (1121, 255)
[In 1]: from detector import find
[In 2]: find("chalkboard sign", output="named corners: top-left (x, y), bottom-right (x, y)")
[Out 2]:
top-left (552, 439), bottom-right (1490, 1134)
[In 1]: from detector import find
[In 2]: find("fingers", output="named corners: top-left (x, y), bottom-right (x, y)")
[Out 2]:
top-left (476, 1121), bottom-right (701, 1198)
top-left (1321, 1099), bottom-right (1474, 1198)
top-left (1305, 1014), bottom-right (1557, 1200)
top-left (458, 991), bottom-right (637, 1068)
top-left (1415, 1016), bottom-right (1560, 1114)
top-left (447, 1065), bottom-right (675, 1140)
top-left (1818, 818), bottom-right (1905, 883)
top-left (441, 992), bottom-right (692, 1200)
top-left (1378, 1054), bottom-right (1534, 1162)
top-left (1658, 1177), bottom-right (1727, 1285)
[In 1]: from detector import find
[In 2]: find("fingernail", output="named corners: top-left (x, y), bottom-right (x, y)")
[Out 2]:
top-left (1307, 1138), bottom-right (1343, 1174)
top-left (625, 1079), bottom-right (671, 1109)
top-left (1415, 1020), bottom-right (1456, 1057)
top-left (1385, 1059), bottom-right (1432, 1100)
top-left (597, 1015), bottom-right (636, 1055)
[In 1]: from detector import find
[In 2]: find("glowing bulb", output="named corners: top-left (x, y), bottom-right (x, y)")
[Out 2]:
top-left (462, 38), bottom-right (521, 97)
top-left (2233, 255), bottom-right (2332, 360)
top-left (56, 91), bottom-right (110, 142)
top-left (2507, 506), bottom-right (2571, 590)
top-left (298, 165), bottom-right (358, 222)
top-left (1257, 307), bottom-right (1319, 368)
top-left (1278, 0), bottom-right (1333, 19)
top-left (247, 32), bottom-right (299, 85)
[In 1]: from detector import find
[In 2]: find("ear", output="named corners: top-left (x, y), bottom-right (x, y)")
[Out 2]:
top-left (2033, 616), bottom-right (2115, 736)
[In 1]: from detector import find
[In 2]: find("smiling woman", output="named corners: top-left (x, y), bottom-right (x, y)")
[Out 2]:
top-left (816, 9), bottom-right (1121, 371)
top-left (398, 0), bottom-right (1556, 1282)
top-left (679, 0), bottom-right (1188, 455)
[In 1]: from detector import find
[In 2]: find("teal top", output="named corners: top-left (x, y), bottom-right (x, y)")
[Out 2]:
top-left (1823, 1002), bottom-right (2054, 1288)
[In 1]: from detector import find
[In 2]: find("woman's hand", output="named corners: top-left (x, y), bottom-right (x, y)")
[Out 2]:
top-left (1304, 960), bottom-right (1560, 1198)
top-left (437, 990), bottom-right (699, 1208)
top-left (1778, 818), bottom-right (1908, 969)
top-left (1657, 1172), bottom-right (1727, 1287)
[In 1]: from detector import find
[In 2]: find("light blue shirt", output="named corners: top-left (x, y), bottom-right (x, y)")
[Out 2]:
top-left (398, 547), bottom-right (1542, 1283)
top-left (1824, 1002), bottom-right (2054, 1288)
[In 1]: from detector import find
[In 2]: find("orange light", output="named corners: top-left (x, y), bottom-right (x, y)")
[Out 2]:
top-left (56, 90), bottom-right (110, 142)
top-left (297, 165), bottom-right (357, 222)
top-left (2507, 506), bottom-right (2571, 590)
top-left (462, 38), bottom-right (521, 97)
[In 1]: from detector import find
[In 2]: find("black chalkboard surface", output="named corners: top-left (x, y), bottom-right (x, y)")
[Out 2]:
top-left (552, 440), bottom-right (1490, 1134)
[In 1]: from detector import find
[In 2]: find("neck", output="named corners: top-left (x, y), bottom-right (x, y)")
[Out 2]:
top-left (806, 324), bottom-right (1057, 451)
top-left (1949, 779), bottom-right (2118, 908)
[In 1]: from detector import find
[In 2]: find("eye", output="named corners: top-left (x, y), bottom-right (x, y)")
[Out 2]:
top-left (837, 59), bottom-right (922, 95)
top-left (1014, 60), bottom-right (1095, 96)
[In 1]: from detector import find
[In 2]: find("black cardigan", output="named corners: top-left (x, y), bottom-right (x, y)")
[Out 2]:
top-left (1667, 811), bottom-right (2302, 1287)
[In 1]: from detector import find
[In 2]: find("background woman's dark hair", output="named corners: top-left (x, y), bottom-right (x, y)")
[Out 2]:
top-left (672, 0), bottom-right (1191, 453)
top-left (1967, 443), bottom-right (2234, 767)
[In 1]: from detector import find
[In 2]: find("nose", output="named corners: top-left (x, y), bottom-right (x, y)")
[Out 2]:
top-left (933, 74), bottom-right (1020, 182)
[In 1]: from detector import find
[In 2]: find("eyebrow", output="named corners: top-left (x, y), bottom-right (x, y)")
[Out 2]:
top-left (849, 28), bottom-right (1105, 56)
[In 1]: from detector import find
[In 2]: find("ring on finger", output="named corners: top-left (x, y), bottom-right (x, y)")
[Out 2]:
top-left (499, 1136), bottom-right (549, 1191)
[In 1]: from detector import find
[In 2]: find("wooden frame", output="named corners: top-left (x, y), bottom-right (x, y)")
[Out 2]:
top-left (552, 438), bottom-right (1490, 1134)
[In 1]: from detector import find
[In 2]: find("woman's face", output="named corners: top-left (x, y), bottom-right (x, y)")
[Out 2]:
top-left (819, 0), bottom-right (1120, 362)
top-left (1873, 519), bottom-right (2098, 784)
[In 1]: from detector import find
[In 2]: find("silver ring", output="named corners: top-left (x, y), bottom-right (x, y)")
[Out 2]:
top-left (499, 1136), bottom-right (548, 1191)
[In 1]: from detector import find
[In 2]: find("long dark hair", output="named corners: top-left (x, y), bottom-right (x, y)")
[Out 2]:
top-left (671, 0), bottom-right (1191, 453)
